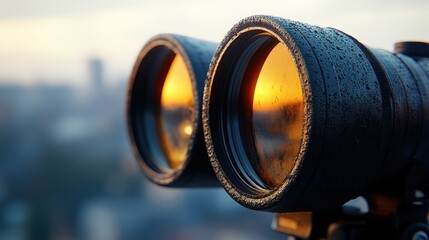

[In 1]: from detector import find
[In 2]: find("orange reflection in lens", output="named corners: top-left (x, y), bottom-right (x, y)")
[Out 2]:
top-left (252, 42), bottom-right (303, 189)
top-left (160, 54), bottom-right (194, 169)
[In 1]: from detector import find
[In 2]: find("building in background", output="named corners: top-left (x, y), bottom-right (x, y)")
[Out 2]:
top-left (89, 58), bottom-right (105, 92)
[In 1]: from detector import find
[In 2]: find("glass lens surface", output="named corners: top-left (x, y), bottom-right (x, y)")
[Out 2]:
top-left (160, 54), bottom-right (194, 169)
top-left (251, 42), bottom-right (303, 188)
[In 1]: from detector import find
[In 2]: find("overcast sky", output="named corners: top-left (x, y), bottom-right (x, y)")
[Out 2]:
top-left (0, 0), bottom-right (428, 87)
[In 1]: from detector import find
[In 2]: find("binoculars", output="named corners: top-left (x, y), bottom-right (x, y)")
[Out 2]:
top-left (127, 15), bottom-right (429, 239)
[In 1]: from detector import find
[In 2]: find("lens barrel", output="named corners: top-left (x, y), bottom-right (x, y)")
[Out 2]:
top-left (128, 34), bottom-right (219, 187)
top-left (203, 15), bottom-right (429, 211)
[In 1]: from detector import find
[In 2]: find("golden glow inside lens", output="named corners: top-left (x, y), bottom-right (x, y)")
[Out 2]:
top-left (251, 42), bottom-right (303, 189)
top-left (160, 54), bottom-right (194, 169)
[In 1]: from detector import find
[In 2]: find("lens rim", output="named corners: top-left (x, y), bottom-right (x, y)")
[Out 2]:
top-left (203, 16), bottom-right (325, 211)
top-left (127, 35), bottom-right (199, 186)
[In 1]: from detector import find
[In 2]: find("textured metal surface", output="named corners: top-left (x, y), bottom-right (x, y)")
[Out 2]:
top-left (127, 34), bottom-right (219, 187)
top-left (202, 15), bottom-right (429, 212)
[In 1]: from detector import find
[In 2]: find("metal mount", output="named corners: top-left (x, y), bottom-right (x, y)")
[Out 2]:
top-left (272, 195), bottom-right (429, 240)
top-left (272, 154), bottom-right (429, 240)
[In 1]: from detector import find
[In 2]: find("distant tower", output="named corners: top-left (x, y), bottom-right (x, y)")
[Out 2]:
top-left (89, 58), bottom-right (104, 91)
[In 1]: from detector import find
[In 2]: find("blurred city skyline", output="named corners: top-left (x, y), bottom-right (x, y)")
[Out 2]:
top-left (0, 57), bottom-right (286, 239)
top-left (0, 1), bottom-right (428, 239)
top-left (1, 0), bottom-right (429, 87)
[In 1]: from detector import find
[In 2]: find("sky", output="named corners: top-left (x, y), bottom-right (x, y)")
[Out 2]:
top-left (0, 0), bottom-right (428, 87)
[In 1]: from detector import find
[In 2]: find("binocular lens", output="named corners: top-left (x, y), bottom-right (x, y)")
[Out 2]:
top-left (249, 41), bottom-right (304, 189)
top-left (128, 34), bottom-right (218, 187)
top-left (204, 15), bottom-right (428, 212)
top-left (159, 54), bottom-right (195, 169)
